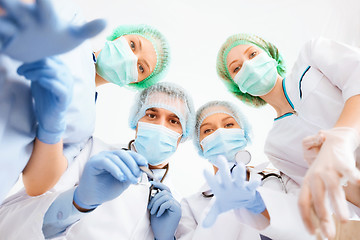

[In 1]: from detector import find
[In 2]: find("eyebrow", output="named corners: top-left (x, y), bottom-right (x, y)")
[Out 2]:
top-left (146, 108), bottom-right (158, 112)
top-left (244, 46), bottom-right (253, 55)
top-left (222, 116), bottom-right (235, 122)
top-left (137, 36), bottom-right (142, 50)
top-left (169, 114), bottom-right (180, 120)
top-left (200, 122), bottom-right (211, 129)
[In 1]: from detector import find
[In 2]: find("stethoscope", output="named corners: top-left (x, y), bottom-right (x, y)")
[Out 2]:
top-left (202, 150), bottom-right (287, 198)
top-left (123, 140), bottom-right (170, 202)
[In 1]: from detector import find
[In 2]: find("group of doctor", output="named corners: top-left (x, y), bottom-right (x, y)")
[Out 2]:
top-left (1, 0), bottom-right (360, 239)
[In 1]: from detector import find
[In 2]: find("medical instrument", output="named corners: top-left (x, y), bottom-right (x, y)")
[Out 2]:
top-left (235, 150), bottom-right (251, 165)
top-left (139, 166), bottom-right (160, 183)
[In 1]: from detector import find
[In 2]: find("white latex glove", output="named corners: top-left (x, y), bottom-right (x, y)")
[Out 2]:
top-left (299, 127), bottom-right (360, 239)
top-left (302, 132), bottom-right (326, 165)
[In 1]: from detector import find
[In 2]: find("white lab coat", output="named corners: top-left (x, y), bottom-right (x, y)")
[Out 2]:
top-left (0, 1), bottom-right (96, 203)
top-left (265, 38), bottom-right (360, 185)
top-left (175, 169), bottom-right (286, 240)
top-left (0, 137), bottom-right (179, 240)
top-left (236, 38), bottom-right (360, 239)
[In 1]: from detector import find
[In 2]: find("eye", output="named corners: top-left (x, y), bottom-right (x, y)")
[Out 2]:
top-left (170, 119), bottom-right (180, 125)
top-left (233, 66), bottom-right (241, 73)
top-left (204, 129), bottom-right (213, 134)
top-left (138, 64), bottom-right (144, 73)
top-left (146, 113), bottom-right (156, 119)
top-left (249, 51), bottom-right (257, 59)
top-left (225, 123), bottom-right (234, 128)
top-left (130, 41), bottom-right (135, 51)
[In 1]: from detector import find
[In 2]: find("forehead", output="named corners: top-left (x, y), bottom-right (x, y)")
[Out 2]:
top-left (226, 44), bottom-right (262, 64)
top-left (201, 112), bottom-right (235, 126)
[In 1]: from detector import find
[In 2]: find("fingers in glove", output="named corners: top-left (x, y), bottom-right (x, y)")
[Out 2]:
top-left (202, 204), bottom-right (220, 228)
top-left (126, 151), bottom-right (148, 167)
top-left (213, 155), bottom-right (232, 187)
top-left (92, 157), bottom-right (126, 182)
top-left (232, 163), bottom-right (247, 188)
top-left (156, 199), bottom-right (178, 217)
top-left (150, 181), bottom-right (171, 192)
top-left (298, 181), bottom-right (316, 235)
top-left (311, 177), bottom-right (336, 239)
top-left (148, 190), bottom-right (171, 210)
top-left (112, 150), bottom-right (142, 178)
top-left (203, 169), bottom-right (221, 196)
top-left (149, 193), bottom-right (171, 215)
top-left (35, 0), bottom-right (56, 23)
top-left (325, 174), bottom-right (349, 222)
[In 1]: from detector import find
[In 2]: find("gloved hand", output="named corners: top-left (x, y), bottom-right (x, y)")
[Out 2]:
top-left (302, 132), bottom-right (326, 165)
top-left (299, 127), bottom-right (360, 239)
top-left (203, 155), bottom-right (265, 228)
top-left (0, 0), bottom-right (106, 62)
top-left (74, 150), bottom-right (147, 210)
top-left (148, 181), bottom-right (181, 240)
top-left (17, 57), bottom-right (73, 144)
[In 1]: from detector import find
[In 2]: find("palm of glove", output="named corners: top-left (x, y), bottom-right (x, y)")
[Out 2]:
top-left (202, 155), bottom-right (264, 228)
top-left (74, 150), bottom-right (146, 209)
top-left (0, 0), bottom-right (106, 62)
top-left (148, 182), bottom-right (181, 240)
top-left (17, 57), bottom-right (73, 144)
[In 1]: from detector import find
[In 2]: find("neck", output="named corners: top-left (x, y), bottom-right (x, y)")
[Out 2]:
top-left (260, 76), bottom-right (294, 117)
top-left (94, 50), bottom-right (109, 87)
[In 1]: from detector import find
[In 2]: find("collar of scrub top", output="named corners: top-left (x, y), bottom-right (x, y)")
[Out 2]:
top-left (92, 52), bottom-right (97, 63)
top-left (92, 52), bottom-right (99, 103)
top-left (274, 78), bottom-right (298, 121)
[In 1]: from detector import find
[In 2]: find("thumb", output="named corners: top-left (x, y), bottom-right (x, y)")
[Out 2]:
top-left (69, 19), bottom-right (107, 39)
top-left (202, 205), bottom-right (220, 228)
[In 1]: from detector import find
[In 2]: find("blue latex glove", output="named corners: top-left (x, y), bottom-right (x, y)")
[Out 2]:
top-left (74, 150), bottom-right (147, 210)
top-left (148, 181), bottom-right (181, 240)
top-left (202, 155), bottom-right (265, 228)
top-left (0, 0), bottom-right (106, 62)
top-left (17, 57), bottom-right (73, 144)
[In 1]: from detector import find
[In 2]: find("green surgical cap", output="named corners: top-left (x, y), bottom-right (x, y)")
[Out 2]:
top-left (107, 24), bottom-right (170, 90)
top-left (216, 33), bottom-right (286, 107)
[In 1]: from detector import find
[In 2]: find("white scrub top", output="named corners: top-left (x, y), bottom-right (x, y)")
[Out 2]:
top-left (0, 8), bottom-right (96, 203)
top-left (0, 137), bottom-right (179, 240)
top-left (265, 38), bottom-right (360, 185)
